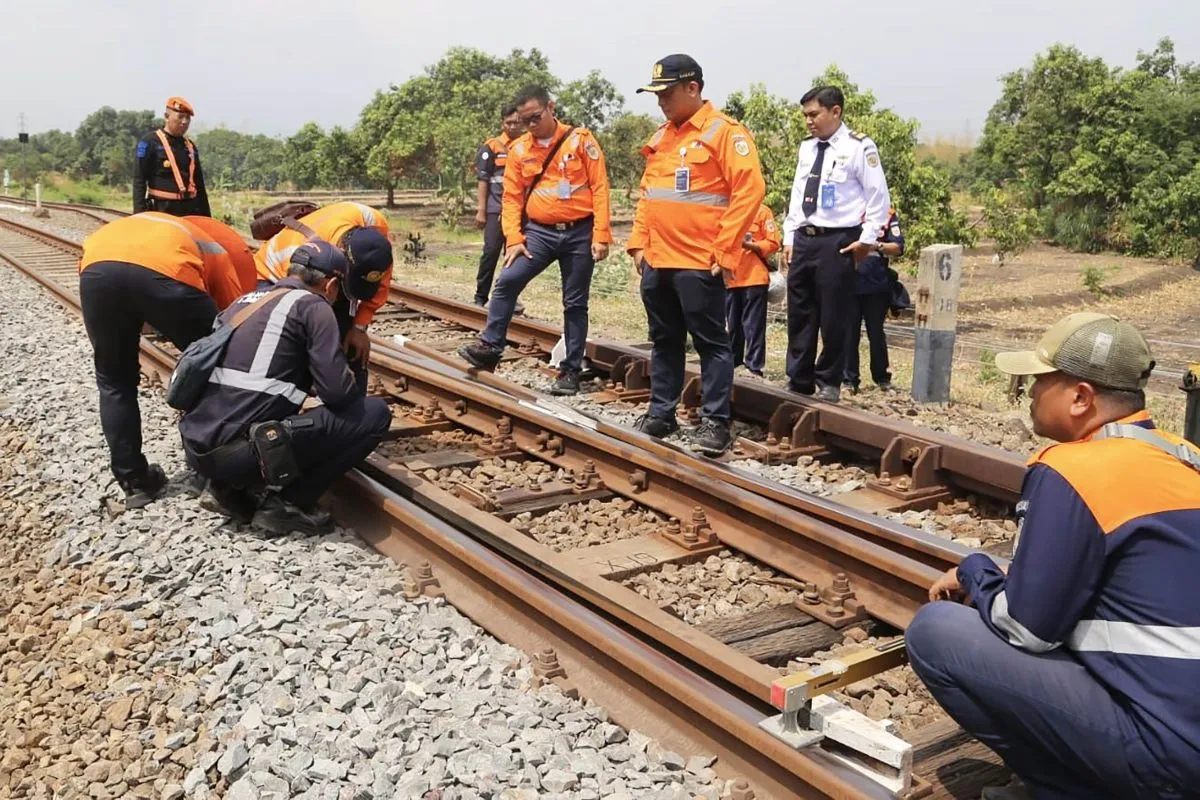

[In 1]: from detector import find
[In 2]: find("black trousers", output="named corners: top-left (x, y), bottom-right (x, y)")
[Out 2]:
top-left (844, 292), bottom-right (891, 387)
top-left (726, 284), bottom-right (768, 375)
top-left (640, 263), bottom-right (733, 421)
top-left (474, 213), bottom-right (504, 303)
top-left (185, 396), bottom-right (391, 508)
top-left (80, 261), bottom-right (218, 484)
top-left (785, 227), bottom-right (860, 391)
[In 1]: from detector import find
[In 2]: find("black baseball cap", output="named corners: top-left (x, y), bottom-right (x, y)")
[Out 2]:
top-left (289, 240), bottom-right (347, 277)
top-left (341, 227), bottom-right (393, 301)
top-left (636, 54), bottom-right (703, 94)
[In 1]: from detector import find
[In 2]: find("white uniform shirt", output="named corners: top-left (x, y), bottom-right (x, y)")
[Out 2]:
top-left (782, 123), bottom-right (891, 246)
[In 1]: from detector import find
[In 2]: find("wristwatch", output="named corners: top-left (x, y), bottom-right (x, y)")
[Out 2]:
top-left (873, 242), bottom-right (886, 255)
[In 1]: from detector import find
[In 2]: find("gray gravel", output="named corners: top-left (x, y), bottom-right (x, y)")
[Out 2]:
top-left (0, 260), bottom-right (734, 799)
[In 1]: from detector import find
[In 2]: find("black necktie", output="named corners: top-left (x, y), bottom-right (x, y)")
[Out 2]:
top-left (801, 141), bottom-right (830, 218)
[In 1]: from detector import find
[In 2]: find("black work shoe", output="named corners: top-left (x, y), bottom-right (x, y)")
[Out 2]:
top-left (121, 464), bottom-right (168, 510)
top-left (251, 495), bottom-right (334, 537)
top-left (513, 301), bottom-right (526, 316)
top-left (816, 383), bottom-right (841, 403)
top-left (634, 413), bottom-right (680, 439)
top-left (843, 382), bottom-right (861, 396)
top-left (691, 418), bottom-right (732, 456)
top-left (199, 482), bottom-right (257, 525)
top-left (457, 342), bottom-right (503, 371)
top-left (788, 383), bottom-right (815, 396)
top-left (473, 297), bottom-right (488, 307)
top-left (548, 371), bottom-right (580, 396)
top-left (877, 381), bottom-right (896, 392)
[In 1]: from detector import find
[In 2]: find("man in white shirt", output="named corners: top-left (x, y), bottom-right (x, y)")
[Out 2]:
top-left (782, 86), bottom-right (891, 403)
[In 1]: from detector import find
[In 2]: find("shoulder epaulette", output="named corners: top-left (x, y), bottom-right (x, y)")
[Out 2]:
top-left (848, 130), bottom-right (866, 141)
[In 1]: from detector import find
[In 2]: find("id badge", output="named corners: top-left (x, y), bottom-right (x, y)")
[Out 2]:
top-left (557, 179), bottom-right (571, 200)
top-left (674, 167), bottom-right (690, 193)
top-left (820, 183), bottom-right (837, 210)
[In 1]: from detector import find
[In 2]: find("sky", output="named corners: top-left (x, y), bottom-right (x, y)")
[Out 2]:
top-left (2, 0), bottom-right (1198, 142)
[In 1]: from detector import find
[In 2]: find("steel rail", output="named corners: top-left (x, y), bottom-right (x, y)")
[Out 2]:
top-left (0, 206), bottom-right (911, 800)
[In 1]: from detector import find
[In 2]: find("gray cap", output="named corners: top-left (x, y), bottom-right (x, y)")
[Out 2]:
top-left (994, 312), bottom-right (1155, 391)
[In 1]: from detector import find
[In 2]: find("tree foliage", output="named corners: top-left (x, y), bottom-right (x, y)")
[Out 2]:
top-left (971, 38), bottom-right (1200, 257)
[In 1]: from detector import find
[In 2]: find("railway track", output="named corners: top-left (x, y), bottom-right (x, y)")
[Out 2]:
top-left (0, 212), bottom-right (1011, 797)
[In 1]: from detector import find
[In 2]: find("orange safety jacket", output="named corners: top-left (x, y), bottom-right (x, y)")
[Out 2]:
top-left (628, 101), bottom-right (766, 271)
top-left (182, 216), bottom-right (259, 300)
top-left (253, 201), bottom-right (392, 327)
top-left (728, 204), bottom-right (782, 288)
top-left (79, 213), bottom-right (248, 310)
top-left (501, 121), bottom-right (612, 248)
top-left (148, 129), bottom-right (197, 201)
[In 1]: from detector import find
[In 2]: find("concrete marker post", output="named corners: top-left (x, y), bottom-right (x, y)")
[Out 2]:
top-left (911, 244), bottom-right (963, 403)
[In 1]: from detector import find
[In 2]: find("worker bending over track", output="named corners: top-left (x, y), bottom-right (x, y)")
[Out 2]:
top-left (907, 313), bottom-right (1200, 799)
top-left (79, 213), bottom-right (257, 507)
top-left (179, 242), bottom-right (391, 536)
top-left (254, 201), bottom-right (394, 393)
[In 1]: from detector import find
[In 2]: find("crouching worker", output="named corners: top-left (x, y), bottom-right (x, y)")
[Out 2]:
top-left (179, 242), bottom-right (391, 535)
top-left (906, 313), bottom-right (1200, 799)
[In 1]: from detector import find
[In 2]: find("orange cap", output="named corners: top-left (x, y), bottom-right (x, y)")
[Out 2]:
top-left (165, 96), bottom-right (194, 116)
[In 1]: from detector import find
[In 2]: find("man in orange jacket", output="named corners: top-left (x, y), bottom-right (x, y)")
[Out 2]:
top-left (727, 204), bottom-right (781, 378)
top-left (458, 84), bottom-right (612, 396)
top-left (79, 214), bottom-right (257, 507)
top-left (254, 201), bottom-right (393, 392)
top-left (628, 55), bottom-right (766, 455)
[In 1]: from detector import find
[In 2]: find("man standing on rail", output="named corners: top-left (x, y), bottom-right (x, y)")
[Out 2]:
top-left (254, 201), bottom-right (394, 392)
top-left (627, 54), bottom-right (766, 455)
top-left (134, 97), bottom-right (211, 217)
top-left (782, 86), bottom-right (891, 403)
top-left (79, 213), bottom-right (257, 508)
top-left (180, 242), bottom-right (391, 535)
top-left (458, 84), bottom-right (613, 397)
top-left (727, 203), bottom-right (782, 379)
top-left (473, 104), bottom-right (525, 307)
top-left (906, 313), bottom-right (1200, 798)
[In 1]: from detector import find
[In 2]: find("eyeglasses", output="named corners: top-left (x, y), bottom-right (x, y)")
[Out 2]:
top-left (520, 108), bottom-right (547, 126)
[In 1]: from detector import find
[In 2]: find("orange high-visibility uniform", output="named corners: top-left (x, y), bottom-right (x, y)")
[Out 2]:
top-left (79, 213), bottom-right (248, 310)
top-left (253, 201), bottom-right (392, 327)
top-left (727, 204), bottom-right (782, 289)
top-left (628, 101), bottom-right (766, 271)
top-left (501, 121), bottom-right (612, 248)
top-left (182, 216), bottom-right (258, 299)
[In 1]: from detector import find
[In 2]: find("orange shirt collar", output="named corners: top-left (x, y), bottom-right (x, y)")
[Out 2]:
top-left (671, 101), bottom-right (716, 135)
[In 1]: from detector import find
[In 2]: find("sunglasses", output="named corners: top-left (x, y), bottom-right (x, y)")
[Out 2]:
top-left (520, 108), bottom-right (548, 126)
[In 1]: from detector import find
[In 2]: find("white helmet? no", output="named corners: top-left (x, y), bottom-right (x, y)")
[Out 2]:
top-left (767, 271), bottom-right (787, 305)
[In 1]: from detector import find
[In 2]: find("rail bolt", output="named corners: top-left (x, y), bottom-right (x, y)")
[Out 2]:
top-left (497, 416), bottom-right (513, 436)
top-left (765, 434), bottom-right (778, 447)
top-left (628, 469), bottom-right (649, 491)
top-left (454, 399), bottom-right (468, 416)
top-left (779, 436), bottom-right (791, 449)
top-left (896, 476), bottom-right (912, 491)
top-left (547, 436), bottom-right (565, 456)
top-left (729, 779), bottom-right (756, 800)
top-left (877, 471), bottom-right (892, 486)
top-left (802, 582), bottom-right (821, 605)
top-left (828, 597), bottom-right (845, 618)
top-left (832, 572), bottom-right (850, 594)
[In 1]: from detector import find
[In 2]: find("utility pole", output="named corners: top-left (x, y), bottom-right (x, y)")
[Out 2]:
top-left (18, 113), bottom-right (30, 199)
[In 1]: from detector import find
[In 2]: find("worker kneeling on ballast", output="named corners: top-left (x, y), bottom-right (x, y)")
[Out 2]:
top-left (906, 313), bottom-right (1200, 799)
top-left (177, 242), bottom-right (391, 536)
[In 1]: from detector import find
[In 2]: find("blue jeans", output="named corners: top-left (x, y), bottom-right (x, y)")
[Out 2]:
top-left (907, 602), bottom-right (1190, 799)
top-left (481, 220), bottom-right (594, 373)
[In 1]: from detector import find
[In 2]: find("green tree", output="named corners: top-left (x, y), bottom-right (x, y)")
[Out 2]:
top-left (557, 70), bottom-right (624, 131)
top-left (595, 111), bottom-right (658, 195)
top-left (73, 107), bottom-right (157, 185)
top-left (981, 187), bottom-right (1038, 264)
top-left (357, 47), bottom-right (558, 193)
top-left (284, 122), bottom-right (326, 190)
top-left (317, 126), bottom-right (367, 188)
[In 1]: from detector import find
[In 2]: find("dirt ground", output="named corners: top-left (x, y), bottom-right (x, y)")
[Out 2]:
top-left (387, 210), bottom-right (1195, 438)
